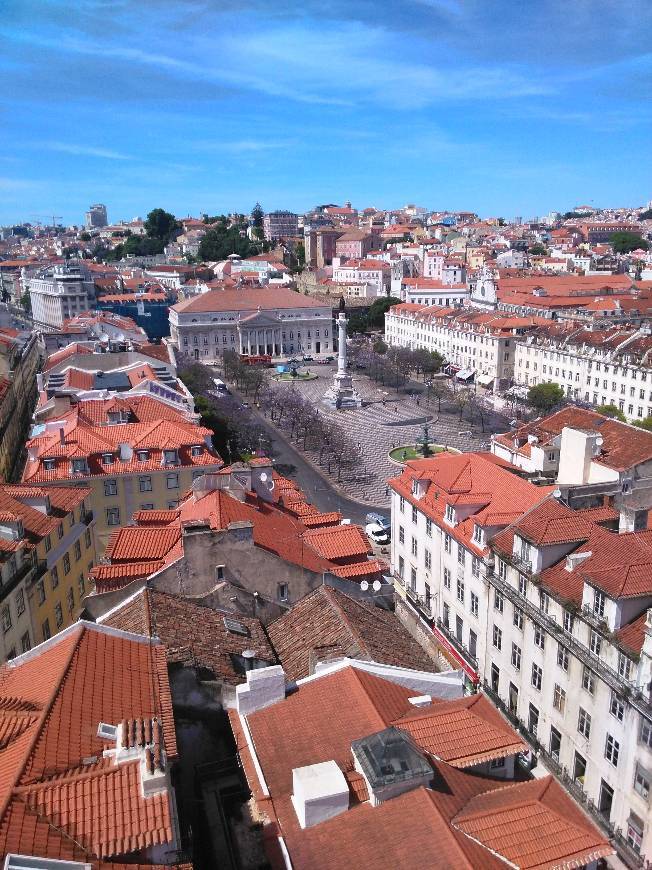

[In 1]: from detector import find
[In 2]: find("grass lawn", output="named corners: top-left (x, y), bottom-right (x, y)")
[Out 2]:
top-left (389, 444), bottom-right (452, 462)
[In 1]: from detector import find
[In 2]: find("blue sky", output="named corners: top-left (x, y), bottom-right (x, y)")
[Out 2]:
top-left (1, 0), bottom-right (651, 225)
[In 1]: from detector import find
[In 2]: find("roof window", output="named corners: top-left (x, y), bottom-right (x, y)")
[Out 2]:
top-left (224, 616), bottom-right (249, 636)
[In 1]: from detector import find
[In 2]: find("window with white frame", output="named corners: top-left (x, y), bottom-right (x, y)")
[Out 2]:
top-left (470, 592), bottom-right (478, 618)
top-left (513, 606), bottom-right (524, 630)
top-left (457, 544), bottom-right (465, 566)
top-left (534, 625), bottom-right (545, 649)
top-left (582, 666), bottom-right (595, 695)
top-left (472, 556), bottom-right (480, 577)
top-left (493, 625), bottom-right (502, 650)
top-left (531, 663), bottom-right (542, 690)
top-left (399, 526), bottom-right (405, 544)
top-left (426, 518), bottom-right (432, 537)
top-left (593, 588), bottom-right (606, 617)
top-left (412, 505), bottom-right (418, 524)
top-left (424, 549), bottom-right (431, 570)
top-left (399, 496), bottom-right (405, 513)
top-left (605, 733), bottom-right (620, 767)
top-left (577, 707), bottom-right (591, 738)
top-left (444, 504), bottom-right (455, 524)
top-left (618, 652), bottom-right (632, 681)
top-left (557, 643), bottom-right (569, 672)
top-left (610, 693), bottom-right (625, 722)
top-left (411, 537), bottom-right (417, 557)
top-left (106, 507), bottom-right (120, 526)
top-left (103, 479), bottom-right (117, 497)
top-left (511, 643), bottom-right (521, 670)
top-left (518, 574), bottom-right (527, 596)
top-left (498, 559), bottom-right (507, 580)
top-left (563, 609), bottom-right (574, 634)
top-left (589, 630), bottom-right (601, 656)
top-left (640, 718), bottom-right (652, 748)
top-left (457, 578), bottom-right (465, 603)
top-left (494, 590), bottom-right (504, 613)
top-left (553, 684), bottom-right (566, 714)
top-left (538, 589), bottom-right (549, 613)
top-left (634, 765), bottom-right (651, 801)
top-left (443, 568), bottom-right (451, 589)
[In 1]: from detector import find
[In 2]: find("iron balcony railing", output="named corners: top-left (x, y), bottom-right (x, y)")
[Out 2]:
top-left (482, 680), bottom-right (647, 870)
top-left (436, 618), bottom-right (479, 670)
top-left (488, 569), bottom-right (644, 710)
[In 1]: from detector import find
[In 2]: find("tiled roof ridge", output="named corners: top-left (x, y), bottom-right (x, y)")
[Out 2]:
top-left (347, 668), bottom-right (405, 728)
top-left (0, 628), bottom-right (83, 811)
top-left (451, 776), bottom-right (549, 823)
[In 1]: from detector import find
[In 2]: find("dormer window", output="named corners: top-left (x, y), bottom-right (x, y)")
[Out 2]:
top-left (71, 458), bottom-right (87, 474)
top-left (137, 450), bottom-right (149, 462)
top-left (593, 588), bottom-right (606, 618)
top-left (44, 459), bottom-right (56, 471)
top-left (190, 445), bottom-right (203, 457)
top-left (444, 504), bottom-right (455, 525)
top-left (101, 453), bottom-right (114, 466)
top-left (163, 449), bottom-right (178, 466)
top-left (107, 411), bottom-right (120, 423)
top-left (472, 524), bottom-right (483, 544)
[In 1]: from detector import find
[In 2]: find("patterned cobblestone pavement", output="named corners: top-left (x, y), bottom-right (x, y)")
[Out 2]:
top-left (279, 366), bottom-right (508, 507)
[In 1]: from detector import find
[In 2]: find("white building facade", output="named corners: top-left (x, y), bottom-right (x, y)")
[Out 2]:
top-left (28, 262), bottom-right (96, 329)
top-left (514, 327), bottom-right (652, 421)
top-left (169, 287), bottom-right (334, 360)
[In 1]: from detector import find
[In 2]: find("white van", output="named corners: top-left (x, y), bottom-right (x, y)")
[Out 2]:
top-left (365, 523), bottom-right (390, 545)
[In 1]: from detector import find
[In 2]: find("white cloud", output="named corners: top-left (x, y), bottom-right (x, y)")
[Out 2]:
top-left (44, 142), bottom-right (132, 160)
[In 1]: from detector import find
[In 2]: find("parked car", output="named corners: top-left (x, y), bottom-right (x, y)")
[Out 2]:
top-left (302, 355), bottom-right (314, 362)
top-left (366, 512), bottom-right (390, 531)
top-left (365, 523), bottom-right (390, 545)
top-left (319, 356), bottom-right (335, 364)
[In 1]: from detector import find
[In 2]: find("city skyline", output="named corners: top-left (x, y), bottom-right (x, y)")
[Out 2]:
top-left (1, 0), bottom-right (652, 224)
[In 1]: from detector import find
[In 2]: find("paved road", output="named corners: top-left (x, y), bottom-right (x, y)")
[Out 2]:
top-left (247, 404), bottom-right (385, 526)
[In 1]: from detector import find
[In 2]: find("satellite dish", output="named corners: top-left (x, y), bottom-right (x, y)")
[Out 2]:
top-left (372, 580), bottom-right (382, 591)
top-left (259, 472), bottom-right (268, 482)
top-left (553, 489), bottom-right (562, 499)
top-left (360, 580), bottom-right (369, 591)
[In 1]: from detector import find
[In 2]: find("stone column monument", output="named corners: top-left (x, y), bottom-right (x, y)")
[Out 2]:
top-left (323, 311), bottom-right (362, 409)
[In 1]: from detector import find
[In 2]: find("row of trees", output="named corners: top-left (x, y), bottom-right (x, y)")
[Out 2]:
top-left (259, 385), bottom-right (364, 482)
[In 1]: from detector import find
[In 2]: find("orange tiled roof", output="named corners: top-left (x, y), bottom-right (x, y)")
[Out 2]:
top-left (0, 623), bottom-right (179, 864)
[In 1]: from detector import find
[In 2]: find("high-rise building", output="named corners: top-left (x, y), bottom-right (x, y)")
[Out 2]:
top-left (84, 202), bottom-right (108, 228)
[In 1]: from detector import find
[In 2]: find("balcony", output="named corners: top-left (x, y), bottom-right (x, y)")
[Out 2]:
top-left (489, 569), bottom-right (644, 711)
top-left (482, 686), bottom-right (646, 870)
top-left (511, 553), bottom-right (532, 573)
top-left (436, 618), bottom-right (478, 670)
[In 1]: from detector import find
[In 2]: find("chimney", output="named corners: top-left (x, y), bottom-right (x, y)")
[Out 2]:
top-left (235, 664), bottom-right (286, 715)
top-left (619, 507), bottom-right (649, 534)
top-left (557, 428), bottom-right (602, 486)
top-left (565, 551), bottom-right (592, 572)
top-left (59, 427), bottom-right (65, 445)
top-left (118, 442), bottom-right (133, 461)
top-left (291, 761), bottom-right (349, 829)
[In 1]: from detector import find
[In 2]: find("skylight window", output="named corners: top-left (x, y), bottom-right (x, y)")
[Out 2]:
top-left (223, 616), bottom-right (250, 636)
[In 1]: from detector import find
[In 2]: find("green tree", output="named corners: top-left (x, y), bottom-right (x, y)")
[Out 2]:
top-left (79, 232), bottom-right (91, 242)
top-left (251, 203), bottom-right (264, 228)
top-left (144, 208), bottom-right (180, 242)
top-left (596, 404), bottom-right (626, 422)
top-left (638, 209), bottom-right (652, 221)
top-left (366, 296), bottom-right (401, 328)
top-left (633, 417), bottom-right (652, 431)
top-left (563, 211), bottom-right (592, 219)
top-left (19, 292), bottom-right (31, 314)
top-left (346, 313), bottom-right (367, 335)
top-left (295, 241), bottom-right (305, 268)
top-left (199, 223), bottom-right (265, 261)
top-left (528, 243), bottom-right (548, 256)
top-left (373, 338), bottom-right (388, 355)
top-left (527, 382), bottom-right (565, 413)
top-left (611, 232), bottom-right (648, 254)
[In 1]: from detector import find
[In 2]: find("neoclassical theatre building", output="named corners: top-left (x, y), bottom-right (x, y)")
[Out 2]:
top-left (169, 287), bottom-right (334, 360)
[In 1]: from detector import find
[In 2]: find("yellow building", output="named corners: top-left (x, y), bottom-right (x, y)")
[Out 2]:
top-left (22, 395), bottom-right (223, 553)
top-left (0, 327), bottom-right (40, 482)
top-left (0, 483), bottom-right (96, 658)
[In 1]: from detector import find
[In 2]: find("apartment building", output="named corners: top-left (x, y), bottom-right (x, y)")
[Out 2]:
top-left (0, 483), bottom-right (96, 656)
top-left (331, 258), bottom-right (390, 298)
top-left (385, 303), bottom-right (544, 389)
top-left (84, 202), bottom-right (108, 227)
top-left (485, 498), bottom-right (652, 864)
top-left (514, 324), bottom-right (652, 421)
top-left (389, 448), bottom-right (652, 866)
top-left (491, 406), bottom-right (652, 506)
top-left (22, 395), bottom-right (222, 552)
top-left (28, 260), bottom-right (96, 328)
top-left (389, 452), bottom-right (551, 693)
top-left (263, 209), bottom-right (299, 241)
top-left (0, 326), bottom-right (40, 482)
top-left (401, 277), bottom-right (469, 306)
